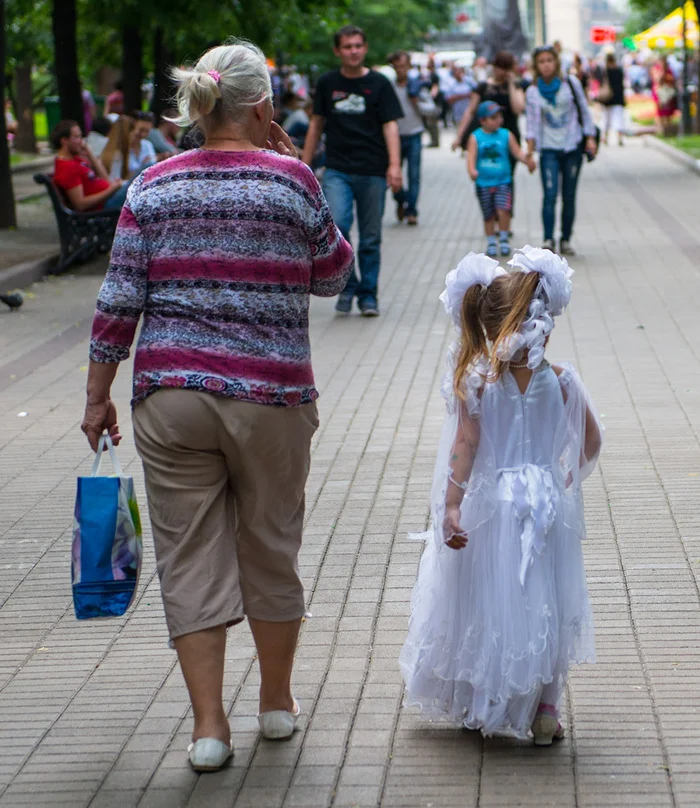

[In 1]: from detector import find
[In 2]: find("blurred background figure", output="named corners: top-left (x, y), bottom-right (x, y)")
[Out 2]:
top-left (599, 53), bottom-right (626, 147)
top-left (85, 117), bottom-right (113, 158)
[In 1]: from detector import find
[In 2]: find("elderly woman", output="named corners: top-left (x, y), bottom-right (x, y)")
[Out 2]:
top-left (525, 45), bottom-right (597, 257)
top-left (81, 40), bottom-right (354, 772)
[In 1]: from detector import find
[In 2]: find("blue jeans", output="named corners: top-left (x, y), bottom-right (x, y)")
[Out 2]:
top-left (104, 179), bottom-right (131, 210)
top-left (322, 168), bottom-right (387, 303)
top-left (393, 133), bottom-right (422, 216)
top-left (539, 147), bottom-right (584, 241)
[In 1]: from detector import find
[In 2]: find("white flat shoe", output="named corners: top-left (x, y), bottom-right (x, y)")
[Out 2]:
top-left (258, 700), bottom-right (300, 740)
top-left (187, 738), bottom-right (233, 771)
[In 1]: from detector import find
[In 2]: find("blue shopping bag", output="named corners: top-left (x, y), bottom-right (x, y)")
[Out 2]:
top-left (72, 434), bottom-right (143, 619)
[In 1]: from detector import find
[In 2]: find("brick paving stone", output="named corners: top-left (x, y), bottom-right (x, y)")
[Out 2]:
top-left (2, 139), bottom-right (700, 807)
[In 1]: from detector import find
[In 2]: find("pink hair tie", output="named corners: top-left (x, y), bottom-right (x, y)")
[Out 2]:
top-left (207, 70), bottom-right (221, 83)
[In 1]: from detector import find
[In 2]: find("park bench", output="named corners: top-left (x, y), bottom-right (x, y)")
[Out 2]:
top-left (33, 173), bottom-right (120, 275)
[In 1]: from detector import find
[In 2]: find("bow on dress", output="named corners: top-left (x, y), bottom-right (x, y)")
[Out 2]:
top-left (500, 465), bottom-right (558, 587)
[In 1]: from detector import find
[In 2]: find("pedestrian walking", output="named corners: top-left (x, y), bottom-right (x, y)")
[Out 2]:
top-left (81, 40), bottom-right (354, 773)
top-left (445, 63), bottom-right (476, 126)
top-left (452, 51), bottom-right (526, 217)
top-left (302, 24), bottom-right (403, 317)
top-left (453, 51), bottom-right (526, 152)
top-left (388, 50), bottom-right (423, 226)
top-left (652, 55), bottom-right (678, 137)
top-left (599, 53), bottom-right (626, 146)
top-left (466, 101), bottom-right (535, 257)
top-left (400, 247), bottom-right (603, 744)
top-left (525, 45), bottom-right (597, 256)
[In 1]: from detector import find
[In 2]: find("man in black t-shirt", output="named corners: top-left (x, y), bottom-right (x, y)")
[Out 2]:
top-left (302, 24), bottom-right (403, 317)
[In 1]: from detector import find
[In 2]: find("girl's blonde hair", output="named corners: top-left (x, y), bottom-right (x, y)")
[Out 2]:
top-left (101, 115), bottom-right (134, 180)
top-left (453, 272), bottom-right (541, 400)
top-left (171, 39), bottom-right (272, 132)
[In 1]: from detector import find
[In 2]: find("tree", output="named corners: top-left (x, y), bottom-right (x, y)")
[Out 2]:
top-left (52, 0), bottom-right (84, 129)
top-left (6, 0), bottom-right (52, 153)
top-left (0, 0), bottom-right (18, 229)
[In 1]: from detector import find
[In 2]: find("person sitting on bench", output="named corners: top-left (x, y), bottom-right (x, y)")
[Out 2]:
top-left (51, 120), bottom-right (126, 212)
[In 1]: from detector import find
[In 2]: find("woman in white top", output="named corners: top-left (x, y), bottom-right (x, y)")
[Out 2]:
top-left (104, 112), bottom-right (157, 181)
top-left (525, 46), bottom-right (597, 256)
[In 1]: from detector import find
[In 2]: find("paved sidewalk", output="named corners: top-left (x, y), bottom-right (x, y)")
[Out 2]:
top-left (1, 139), bottom-right (700, 808)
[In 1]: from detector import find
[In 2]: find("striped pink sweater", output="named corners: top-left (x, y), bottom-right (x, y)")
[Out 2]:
top-left (90, 149), bottom-right (354, 407)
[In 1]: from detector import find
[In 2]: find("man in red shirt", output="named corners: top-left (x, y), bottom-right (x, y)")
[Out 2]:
top-left (51, 120), bottom-right (125, 211)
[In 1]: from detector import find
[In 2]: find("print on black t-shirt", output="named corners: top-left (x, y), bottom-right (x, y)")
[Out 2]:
top-left (314, 69), bottom-right (404, 177)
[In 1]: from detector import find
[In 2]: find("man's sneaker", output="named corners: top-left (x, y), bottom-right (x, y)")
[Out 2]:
top-left (542, 238), bottom-right (555, 252)
top-left (559, 240), bottom-right (576, 256)
top-left (396, 202), bottom-right (406, 223)
top-left (335, 293), bottom-right (353, 314)
top-left (359, 299), bottom-right (380, 317)
top-left (407, 215), bottom-right (418, 226)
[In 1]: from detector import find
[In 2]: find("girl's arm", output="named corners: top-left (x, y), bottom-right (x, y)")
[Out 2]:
top-left (554, 365), bottom-right (602, 468)
top-left (508, 132), bottom-right (536, 172)
top-left (466, 134), bottom-right (479, 181)
top-left (444, 406), bottom-right (480, 549)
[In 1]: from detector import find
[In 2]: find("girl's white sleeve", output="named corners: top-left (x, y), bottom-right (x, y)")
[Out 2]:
top-left (556, 363), bottom-right (604, 484)
top-left (425, 348), bottom-right (498, 550)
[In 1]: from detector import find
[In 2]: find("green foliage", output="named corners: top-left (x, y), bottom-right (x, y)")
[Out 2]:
top-left (4, 0), bottom-right (456, 89)
top-left (5, 0), bottom-right (52, 67)
top-left (627, 0), bottom-right (700, 36)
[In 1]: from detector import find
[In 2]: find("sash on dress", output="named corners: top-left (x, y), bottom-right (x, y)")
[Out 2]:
top-left (496, 464), bottom-right (558, 586)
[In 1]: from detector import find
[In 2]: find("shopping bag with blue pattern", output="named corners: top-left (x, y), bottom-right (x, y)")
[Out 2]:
top-left (72, 434), bottom-right (142, 619)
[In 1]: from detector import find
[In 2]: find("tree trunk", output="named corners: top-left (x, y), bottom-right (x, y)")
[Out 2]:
top-left (150, 27), bottom-right (175, 121)
top-left (121, 24), bottom-right (143, 113)
top-left (14, 63), bottom-right (37, 154)
top-left (52, 0), bottom-right (84, 130)
top-left (0, 0), bottom-right (17, 229)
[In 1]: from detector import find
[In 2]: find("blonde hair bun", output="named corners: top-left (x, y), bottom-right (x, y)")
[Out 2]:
top-left (171, 39), bottom-right (272, 129)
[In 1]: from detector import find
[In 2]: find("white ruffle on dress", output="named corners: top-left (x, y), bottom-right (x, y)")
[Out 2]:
top-left (400, 360), bottom-right (602, 738)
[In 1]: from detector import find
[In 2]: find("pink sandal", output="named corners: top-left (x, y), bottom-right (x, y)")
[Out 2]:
top-left (531, 703), bottom-right (565, 746)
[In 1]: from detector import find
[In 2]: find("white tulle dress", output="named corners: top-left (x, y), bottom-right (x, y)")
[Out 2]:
top-left (399, 359), bottom-right (602, 738)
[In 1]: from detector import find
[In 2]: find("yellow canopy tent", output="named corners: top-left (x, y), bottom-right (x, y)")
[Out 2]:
top-left (633, 1), bottom-right (699, 49)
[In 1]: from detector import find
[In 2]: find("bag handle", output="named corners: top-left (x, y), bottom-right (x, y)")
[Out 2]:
top-left (90, 434), bottom-right (124, 478)
top-left (567, 77), bottom-right (584, 131)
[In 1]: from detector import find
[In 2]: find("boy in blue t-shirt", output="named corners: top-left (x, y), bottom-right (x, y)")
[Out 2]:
top-left (467, 100), bottom-right (535, 257)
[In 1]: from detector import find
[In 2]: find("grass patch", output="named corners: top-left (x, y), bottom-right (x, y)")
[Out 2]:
top-left (663, 135), bottom-right (700, 159)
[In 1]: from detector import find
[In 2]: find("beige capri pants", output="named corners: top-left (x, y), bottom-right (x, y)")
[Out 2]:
top-left (132, 389), bottom-right (318, 641)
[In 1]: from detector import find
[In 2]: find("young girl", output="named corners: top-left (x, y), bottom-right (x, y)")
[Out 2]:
top-left (400, 246), bottom-right (602, 745)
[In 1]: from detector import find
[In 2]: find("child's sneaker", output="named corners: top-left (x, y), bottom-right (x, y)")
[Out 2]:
top-left (486, 242), bottom-right (498, 257)
top-left (499, 239), bottom-right (511, 257)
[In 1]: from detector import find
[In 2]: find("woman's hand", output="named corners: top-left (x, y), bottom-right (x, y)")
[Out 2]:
top-left (81, 398), bottom-right (122, 452)
top-left (267, 122), bottom-right (298, 157)
top-left (443, 506), bottom-right (468, 550)
top-left (585, 136), bottom-right (597, 158)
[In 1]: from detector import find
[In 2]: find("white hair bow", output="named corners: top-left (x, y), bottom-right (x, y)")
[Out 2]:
top-left (508, 244), bottom-right (574, 315)
top-left (439, 253), bottom-right (506, 328)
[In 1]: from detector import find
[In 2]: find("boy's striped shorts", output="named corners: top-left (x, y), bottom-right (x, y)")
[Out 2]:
top-left (476, 183), bottom-right (513, 221)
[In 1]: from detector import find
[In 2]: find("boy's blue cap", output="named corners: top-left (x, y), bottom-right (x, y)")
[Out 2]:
top-left (477, 100), bottom-right (501, 120)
